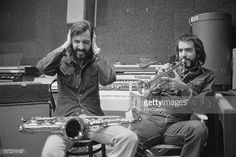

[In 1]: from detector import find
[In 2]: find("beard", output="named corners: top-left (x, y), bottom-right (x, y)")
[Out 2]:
top-left (182, 56), bottom-right (198, 69)
top-left (72, 47), bottom-right (93, 60)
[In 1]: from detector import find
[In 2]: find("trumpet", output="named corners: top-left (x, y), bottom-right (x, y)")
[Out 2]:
top-left (18, 115), bottom-right (135, 141)
top-left (137, 60), bottom-right (185, 96)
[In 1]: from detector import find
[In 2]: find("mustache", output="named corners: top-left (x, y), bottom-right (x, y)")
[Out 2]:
top-left (180, 56), bottom-right (191, 63)
top-left (182, 56), bottom-right (188, 61)
top-left (75, 48), bottom-right (89, 53)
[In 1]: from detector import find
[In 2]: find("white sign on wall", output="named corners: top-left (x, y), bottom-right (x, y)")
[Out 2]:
top-left (67, 0), bottom-right (85, 24)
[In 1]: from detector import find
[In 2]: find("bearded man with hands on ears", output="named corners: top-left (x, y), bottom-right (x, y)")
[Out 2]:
top-left (37, 20), bottom-right (138, 157)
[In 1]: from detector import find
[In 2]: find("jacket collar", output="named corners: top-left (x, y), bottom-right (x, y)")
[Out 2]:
top-left (182, 66), bottom-right (203, 83)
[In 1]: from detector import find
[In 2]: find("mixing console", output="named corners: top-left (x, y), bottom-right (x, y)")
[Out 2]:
top-left (99, 80), bottom-right (138, 91)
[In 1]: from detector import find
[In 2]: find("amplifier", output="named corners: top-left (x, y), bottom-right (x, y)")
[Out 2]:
top-left (0, 102), bottom-right (50, 157)
top-left (0, 82), bottom-right (50, 104)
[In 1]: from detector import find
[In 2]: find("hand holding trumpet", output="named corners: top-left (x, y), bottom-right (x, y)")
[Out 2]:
top-left (137, 60), bottom-right (186, 96)
top-left (161, 69), bottom-right (187, 92)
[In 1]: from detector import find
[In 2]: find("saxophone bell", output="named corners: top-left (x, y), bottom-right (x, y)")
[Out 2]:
top-left (63, 117), bottom-right (85, 141)
top-left (18, 116), bottom-right (86, 141)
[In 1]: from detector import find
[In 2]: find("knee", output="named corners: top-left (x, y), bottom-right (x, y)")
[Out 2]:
top-left (119, 130), bottom-right (139, 145)
top-left (42, 145), bottom-right (65, 157)
top-left (42, 147), bottom-right (57, 157)
top-left (41, 135), bottom-right (66, 157)
top-left (41, 150), bottom-right (54, 157)
top-left (187, 121), bottom-right (208, 139)
top-left (125, 130), bottom-right (139, 144)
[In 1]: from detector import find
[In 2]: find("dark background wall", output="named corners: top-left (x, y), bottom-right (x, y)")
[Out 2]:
top-left (0, 0), bottom-right (67, 65)
top-left (95, 0), bottom-right (236, 64)
top-left (0, 0), bottom-right (235, 65)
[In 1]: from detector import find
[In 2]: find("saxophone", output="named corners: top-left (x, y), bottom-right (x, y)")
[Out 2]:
top-left (18, 115), bottom-right (135, 141)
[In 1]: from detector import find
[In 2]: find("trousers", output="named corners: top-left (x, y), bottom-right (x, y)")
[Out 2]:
top-left (133, 113), bottom-right (208, 157)
top-left (41, 125), bottom-right (138, 157)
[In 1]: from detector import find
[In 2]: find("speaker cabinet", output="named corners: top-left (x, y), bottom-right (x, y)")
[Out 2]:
top-left (0, 102), bottom-right (50, 157)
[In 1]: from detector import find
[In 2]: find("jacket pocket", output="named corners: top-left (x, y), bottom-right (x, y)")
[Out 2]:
top-left (83, 68), bottom-right (98, 86)
top-left (60, 61), bottom-right (75, 75)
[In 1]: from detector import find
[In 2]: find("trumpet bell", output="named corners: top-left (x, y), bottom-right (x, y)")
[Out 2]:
top-left (137, 61), bottom-right (185, 96)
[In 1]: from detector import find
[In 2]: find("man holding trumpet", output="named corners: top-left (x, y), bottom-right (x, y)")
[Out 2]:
top-left (133, 34), bottom-right (215, 157)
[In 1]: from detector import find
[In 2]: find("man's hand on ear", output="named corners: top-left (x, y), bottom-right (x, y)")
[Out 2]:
top-left (92, 33), bottom-right (100, 55)
top-left (61, 29), bottom-right (71, 50)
